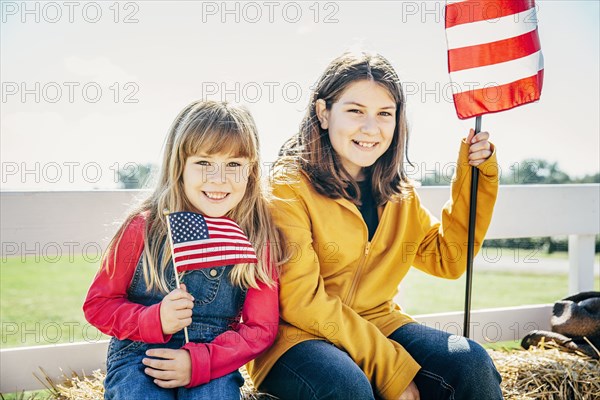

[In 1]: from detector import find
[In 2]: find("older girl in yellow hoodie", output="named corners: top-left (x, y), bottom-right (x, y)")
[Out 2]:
top-left (248, 52), bottom-right (503, 400)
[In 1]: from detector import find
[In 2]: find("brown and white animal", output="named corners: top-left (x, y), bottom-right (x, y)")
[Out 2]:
top-left (521, 291), bottom-right (600, 359)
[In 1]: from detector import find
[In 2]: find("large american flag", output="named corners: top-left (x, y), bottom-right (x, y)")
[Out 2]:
top-left (445, 0), bottom-right (544, 119)
top-left (166, 211), bottom-right (258, 272)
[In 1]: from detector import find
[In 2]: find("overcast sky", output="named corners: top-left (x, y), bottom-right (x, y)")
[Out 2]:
top-left (1, 0), bottom-right (598, 190)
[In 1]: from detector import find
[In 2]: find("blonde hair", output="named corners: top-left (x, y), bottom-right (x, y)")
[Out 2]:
top-left (103, 100), bottom-right (286, 292)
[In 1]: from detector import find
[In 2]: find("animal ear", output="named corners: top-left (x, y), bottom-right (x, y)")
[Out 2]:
top-left (562, 291), bottom-right (600, 303)
top-left (579, 297), bottom-right (600, 314)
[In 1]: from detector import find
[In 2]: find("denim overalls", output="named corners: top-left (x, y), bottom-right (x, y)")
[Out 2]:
top-left (103, 248), bottom-right (247, 400)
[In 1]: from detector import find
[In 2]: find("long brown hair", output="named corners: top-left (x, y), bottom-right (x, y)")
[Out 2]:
top-left (279, 52), bottom-right (413, 205)
top-left (104, 100), bottom-right (287, 292)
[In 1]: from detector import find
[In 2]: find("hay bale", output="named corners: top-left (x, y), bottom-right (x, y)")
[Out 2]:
top-left (29, 366), bottom-right (272, 400)
top-left (489, 342), bottom-right (600, 400)
top-left (19, 343), bottom-right (600, 400)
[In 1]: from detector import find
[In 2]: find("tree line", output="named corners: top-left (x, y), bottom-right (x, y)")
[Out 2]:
top-left (417, 158), bottom-right (599, 186)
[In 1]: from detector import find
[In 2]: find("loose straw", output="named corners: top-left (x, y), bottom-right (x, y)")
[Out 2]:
top-left (40, 343), bottom-right (600, 399)
top-left (488, 341), bottom-right (600, 399)
top-left (163, 210), bottom-right (190, 344)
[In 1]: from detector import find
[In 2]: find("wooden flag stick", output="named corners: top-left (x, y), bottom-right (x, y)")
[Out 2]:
top-left (163, 209), bottom-right (190, 344)
top-left (463, 115), bottom-right (482, 339)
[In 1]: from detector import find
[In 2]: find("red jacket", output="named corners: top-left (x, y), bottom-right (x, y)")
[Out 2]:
top-left (83, 214), bottom-right (279, 387)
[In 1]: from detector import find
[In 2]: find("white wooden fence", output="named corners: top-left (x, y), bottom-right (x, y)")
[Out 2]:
top-left (1, 185), bottom-right (599, 393)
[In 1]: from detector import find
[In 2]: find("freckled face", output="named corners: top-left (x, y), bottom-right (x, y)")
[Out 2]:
top-left (182, 152), bottom-right (250, 217)
top-left (317, 80), bottom-right (397, 180)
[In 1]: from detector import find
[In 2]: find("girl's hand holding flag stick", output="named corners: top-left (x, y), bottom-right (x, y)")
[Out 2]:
top-left (163, 209), bottom-right (259, 343)
top-left (163, 209), bottom-right (192, 343)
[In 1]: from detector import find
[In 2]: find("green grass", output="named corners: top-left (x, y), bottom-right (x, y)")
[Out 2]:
top-left (482, 339), bottom-right (522, 351)
top-left (1, 255), bottom-right (108, 348)
top-left (399, 268), bottom-right (599, 315)
top-left (0, 390), bottom-right (50, 400)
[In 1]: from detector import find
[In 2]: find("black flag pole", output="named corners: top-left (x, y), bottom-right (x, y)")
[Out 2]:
top-left (463, 115), bottom-right (482, 338)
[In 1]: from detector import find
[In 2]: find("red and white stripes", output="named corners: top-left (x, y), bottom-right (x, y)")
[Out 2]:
top-left (445, 0), bottom-right (544, 119)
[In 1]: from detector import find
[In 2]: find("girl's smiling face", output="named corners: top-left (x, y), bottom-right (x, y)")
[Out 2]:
top-left (182, 152), bottom-right (250, 217)
top-left (316, 80), bottom-right (397, 180)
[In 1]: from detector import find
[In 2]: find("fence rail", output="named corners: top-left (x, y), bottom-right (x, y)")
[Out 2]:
top-left (1, 185), bottom-right (598, 392)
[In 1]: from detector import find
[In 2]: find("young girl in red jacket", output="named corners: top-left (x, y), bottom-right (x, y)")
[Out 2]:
top-left (83, 100), bottom-right (286, 399)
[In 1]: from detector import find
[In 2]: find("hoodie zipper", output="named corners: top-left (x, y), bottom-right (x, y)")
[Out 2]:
top-left (343, 241), bottom-right (370, 305)
top-left (339, 200), bottom-right (390, 306)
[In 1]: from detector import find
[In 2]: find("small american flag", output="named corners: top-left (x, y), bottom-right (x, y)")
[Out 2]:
top-left (166, 211), bottom-right (258, 272)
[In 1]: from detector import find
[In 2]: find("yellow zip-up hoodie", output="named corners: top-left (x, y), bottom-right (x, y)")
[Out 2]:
top-left (248, 140), bottom-right (499, 399)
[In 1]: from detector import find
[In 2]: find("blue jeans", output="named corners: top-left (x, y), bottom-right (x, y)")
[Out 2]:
top-left (103, 253), bottom-right (247, 399)
top-left (259, 322), bottom-right (503, 399)
top-left (103, 339), bottom-right (244, 399)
